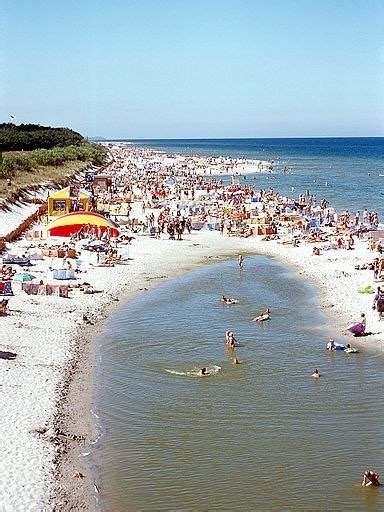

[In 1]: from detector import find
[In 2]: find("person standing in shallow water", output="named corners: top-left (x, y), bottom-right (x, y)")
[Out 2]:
top-left (362, 470), bottom-right (381, 486)
top-left (238, 254), bottom-right (244, 269)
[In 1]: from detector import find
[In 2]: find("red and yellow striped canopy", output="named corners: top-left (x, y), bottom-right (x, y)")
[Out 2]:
top-left (47, 211), bottom-right (120, 237)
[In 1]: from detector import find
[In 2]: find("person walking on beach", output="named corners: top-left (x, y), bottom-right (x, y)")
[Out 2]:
top-left (238, 254), bottom-right (244, 269)
top-left (373, 286), bottom-right (384, 320)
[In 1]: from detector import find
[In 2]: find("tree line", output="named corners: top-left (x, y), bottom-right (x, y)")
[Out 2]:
top-left (0, 123), bottom-right (107, 179)
top-left (0, 123), bottom-right (84, 151)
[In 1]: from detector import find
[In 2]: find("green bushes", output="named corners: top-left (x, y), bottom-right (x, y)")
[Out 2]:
top-left (0, 153), bottom-right (32, 178)
top-left (1, 143), bottom-right (107, 178)
top-left (0, 123), bottom-right (84, 151)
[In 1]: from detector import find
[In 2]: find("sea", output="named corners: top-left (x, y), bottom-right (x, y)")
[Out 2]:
top-left (91, 138), bottom-right (384, 511)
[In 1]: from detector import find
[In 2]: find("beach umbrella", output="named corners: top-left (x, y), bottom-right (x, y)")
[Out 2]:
top-left (46, 211), bottom-right (120, 238)
top-left (13, 272), bottom-right (36, 282)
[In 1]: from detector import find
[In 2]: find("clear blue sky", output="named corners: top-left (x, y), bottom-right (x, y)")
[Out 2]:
top-left (1, 0), bottom-right (383, 138)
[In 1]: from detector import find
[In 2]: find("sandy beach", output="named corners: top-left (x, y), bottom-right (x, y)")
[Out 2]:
top-left (0, 145), bottom-right (382, 510)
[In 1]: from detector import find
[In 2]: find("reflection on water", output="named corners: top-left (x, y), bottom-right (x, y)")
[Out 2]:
top-left (92, 257), bottom-right (384, 511)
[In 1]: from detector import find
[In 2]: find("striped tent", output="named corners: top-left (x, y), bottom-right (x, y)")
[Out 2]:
top-left (47, 211), bottom-right (120, 238)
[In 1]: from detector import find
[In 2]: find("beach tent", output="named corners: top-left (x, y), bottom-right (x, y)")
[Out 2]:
top-left (47, 211), bottom-right (120, 238)
top-left (47, 186), bottom-right (91, 217)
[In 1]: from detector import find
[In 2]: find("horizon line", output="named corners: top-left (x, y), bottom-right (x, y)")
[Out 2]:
top-left (101, 135), bottom-right (384, 141)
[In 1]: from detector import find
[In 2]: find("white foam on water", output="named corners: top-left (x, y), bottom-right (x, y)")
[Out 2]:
top-left (165, 365), bottom-right (221, 377)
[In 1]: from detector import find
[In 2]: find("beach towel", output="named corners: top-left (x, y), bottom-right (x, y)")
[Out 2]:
top-left (347, 323), bottom-right (364, 335)
top-left (0, 281), bottom-right (13, 296)
top-left (358, 285), bottom-right (375, 294)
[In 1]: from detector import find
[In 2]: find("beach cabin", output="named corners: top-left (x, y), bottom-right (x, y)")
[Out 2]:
top-left (47, 186), bottom-right (91, 217)
top-left (93, 174), bottom-right (113, 192)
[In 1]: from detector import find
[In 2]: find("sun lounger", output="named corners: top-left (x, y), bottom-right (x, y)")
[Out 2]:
top-left (2, 256), bottom-right (31, 266)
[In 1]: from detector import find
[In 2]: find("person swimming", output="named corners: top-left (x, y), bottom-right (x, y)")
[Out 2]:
top-left (233, 357), bottom-right (241, 364)
top-left (362, 470), bottom-right (381, 486)
top-left (253, 308), bottom-right (270, 322)
top-left (326, 338), bottom-right (335, 350)
top-left (221, 295), bottom-right (238, 305)
top-left (198, 367), bottom-right (208, 376)
top-left (344, 343), bottom-right (359, 354)
top-left (311, 369), bottom-right (321, 378)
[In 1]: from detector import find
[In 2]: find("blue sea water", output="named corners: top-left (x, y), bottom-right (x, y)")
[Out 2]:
top-left (121, 138), bottom-right (384, 218)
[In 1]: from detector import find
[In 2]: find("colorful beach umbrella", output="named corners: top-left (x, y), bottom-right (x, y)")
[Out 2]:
top-left (47, 211), bottom-right (120, 238)
top-left (13, 272), bottom-right (36, 282)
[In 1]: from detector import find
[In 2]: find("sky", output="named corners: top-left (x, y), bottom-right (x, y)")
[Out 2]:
top-left (1, 0), bottom-right (383, 138)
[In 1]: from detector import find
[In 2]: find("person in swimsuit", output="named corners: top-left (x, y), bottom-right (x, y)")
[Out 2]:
top-left (362, 470), bottom-right (381, 486)
top-left (226, 331), bottom-right (239, 349)
top-left (311, 369), bottom-right (321, 379)
top-left (253, 308), bottom-right (270, 322)
top-left (198, 367), bottom-right (208, 376)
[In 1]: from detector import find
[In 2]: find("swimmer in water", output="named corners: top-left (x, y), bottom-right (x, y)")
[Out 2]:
top-left (311, 369), bottom-right (321, 379)
top-left (238, 254), bottom-right (244, 269)
top-left (227, 339), bottom-right (237, 350)
top-left (233, 357), bottom-right (241, 364)
top-left (226, 331), bottom-right (239, 348)
top-left (221, 295), bottom-right (238, 305)
top-left (198, 367), bottom-right (208, 376)
top-left (362, 470), bottom-right (381, 486)
top-left (253, 308), bottom-right (270, 322)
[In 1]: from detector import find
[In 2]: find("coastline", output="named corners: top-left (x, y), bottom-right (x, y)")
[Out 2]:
top-left (50, 232), bottom-right (382, 510)
top-left (0, 148), bottom-right (382, 509)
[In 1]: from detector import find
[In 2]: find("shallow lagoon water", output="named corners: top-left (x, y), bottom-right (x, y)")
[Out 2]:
top-left (92, 257), bottom-right (384, 511)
